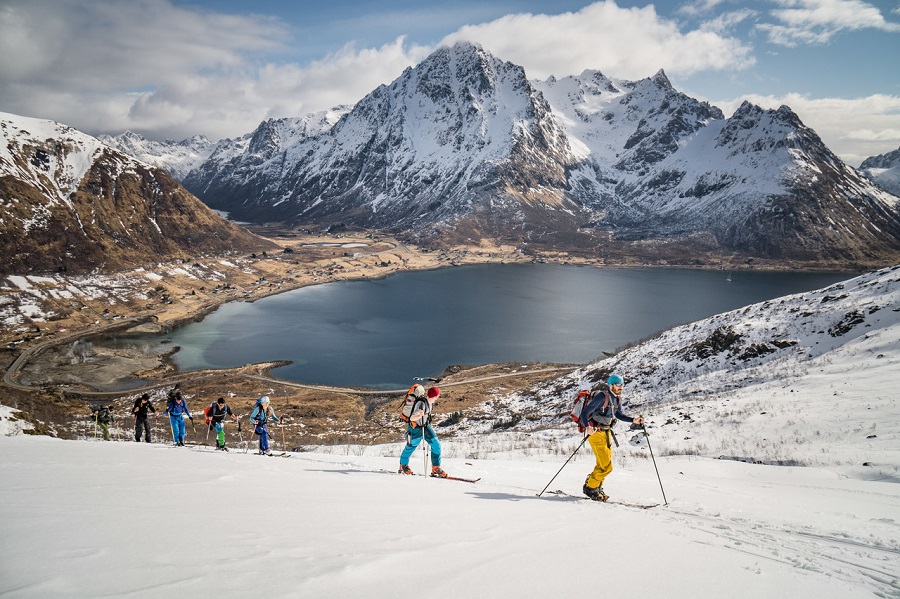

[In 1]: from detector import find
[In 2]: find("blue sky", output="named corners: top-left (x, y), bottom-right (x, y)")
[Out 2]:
top-left (1, 0), bottom-right (898, 165)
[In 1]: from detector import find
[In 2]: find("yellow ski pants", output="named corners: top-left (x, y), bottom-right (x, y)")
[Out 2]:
top-left (584, 429), bottom-right (613, 489)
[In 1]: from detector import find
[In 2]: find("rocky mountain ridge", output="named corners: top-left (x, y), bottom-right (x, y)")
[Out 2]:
top-left (861, 146), bottom-right (900, 197)
top-left (98, 131), bottom-right (217, 181)
top-left (180, 42), bottom-right (900, 265)
top-left (0, 112), bottom-right (272, 275)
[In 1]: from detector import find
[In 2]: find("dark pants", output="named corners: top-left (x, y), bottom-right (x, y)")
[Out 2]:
top-left (255, 424), bottom-right (269, 452)
top-left (135, 416), bottom-right (151, 442)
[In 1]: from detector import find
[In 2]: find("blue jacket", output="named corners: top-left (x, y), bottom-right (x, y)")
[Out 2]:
top-left (579, 390), bottom-right (635, 429)
top-left (165, 398), bottom-right (191, 418)
top-left (250, 403), bottom-right (279, 425)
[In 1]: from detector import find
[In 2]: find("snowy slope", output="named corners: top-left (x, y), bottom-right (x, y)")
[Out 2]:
top-left (0, 111), bottom-right (106, 211)
top-left (0, 420), bottom-right (896, 597)
top-left (2, 267), bottom-right (899, 597)
top-left (182, 107), bottom-right (351, 197)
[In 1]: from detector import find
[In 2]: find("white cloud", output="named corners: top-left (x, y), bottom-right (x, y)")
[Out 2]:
top-left (0, 0), bottom-right (761, 142)
top-left (699, 8), bottom-right (758, 33)
top-left (678, 0), bottom-right (732, 17)
top-left (716, 93), bottom-right (900, 166)
top-left (440, 1), bottom-right (755, 80)
top-left (760, 0), bottom-right (900, 46)
top-left (0, 0), bottom-right (293, 140)
top-left (2, 0), bottom-right (894, 166)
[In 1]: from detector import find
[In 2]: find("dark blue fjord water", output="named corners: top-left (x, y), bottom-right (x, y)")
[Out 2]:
top-left (102, 265), bottom-right (850, 389)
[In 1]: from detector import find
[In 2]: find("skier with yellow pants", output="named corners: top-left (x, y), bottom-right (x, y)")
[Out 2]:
top-left (580, 374), bottom-right (644, 501)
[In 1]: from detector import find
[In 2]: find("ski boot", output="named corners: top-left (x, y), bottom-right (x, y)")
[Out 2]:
top-left (398, 464), bottom-right (414, 475)
top-left (583, 484), bottom-right (609, 502)
top-left (430, 466), bottom-right (448, 479)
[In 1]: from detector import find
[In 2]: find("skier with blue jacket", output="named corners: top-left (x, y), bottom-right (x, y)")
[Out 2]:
top-left (250, 396), bottom-right (280, 455)
top-left (579, 374), bottom-right (644, 501)
top-left (164, 385), bottom-right (192, 446)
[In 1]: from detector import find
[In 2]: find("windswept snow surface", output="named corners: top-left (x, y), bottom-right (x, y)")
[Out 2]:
top-left (0, 432), bottom-right (897, 597)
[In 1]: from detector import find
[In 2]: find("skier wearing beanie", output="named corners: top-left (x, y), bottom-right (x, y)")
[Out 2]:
top-left (579, 374), bottom-right (644, 501)
top-left (250, 396), bottom-right (279, 455)
top-left (398, 385), bottom-right (448, 478)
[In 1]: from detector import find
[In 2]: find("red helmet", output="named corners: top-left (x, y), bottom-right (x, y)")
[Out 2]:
top-left (427, 386), bottom-right (440, 399)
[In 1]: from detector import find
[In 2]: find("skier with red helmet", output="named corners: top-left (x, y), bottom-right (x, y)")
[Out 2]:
top-left (398, 384), bottom-right (448, 478)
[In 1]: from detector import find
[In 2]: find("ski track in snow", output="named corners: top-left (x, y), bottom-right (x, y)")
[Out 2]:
top-left (0, 432), bottom-right (898, 598)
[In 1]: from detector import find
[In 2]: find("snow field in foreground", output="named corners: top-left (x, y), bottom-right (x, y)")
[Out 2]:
top-left (1, 434), bottom-right (897, 598)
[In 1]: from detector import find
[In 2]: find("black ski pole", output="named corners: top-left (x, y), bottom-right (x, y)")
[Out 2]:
top-left (641, 416), bottom-right (668, 506)
top-left (537, 435), bottom-right (588, 497)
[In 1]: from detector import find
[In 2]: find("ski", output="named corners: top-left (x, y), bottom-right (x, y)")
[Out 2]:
top-left (390, 469), bottom-right (479, 483)
top-left (433, 475), bottom-right (480, 483)
top-left (545, 489), bottom-right (658, 509)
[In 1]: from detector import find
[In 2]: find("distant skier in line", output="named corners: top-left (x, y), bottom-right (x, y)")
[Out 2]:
top-left (91, 404), bottom-right (114, 441)
top-left (132, 393), bottom-right (155, 442)
top-left (164, 386), bottom-right (192, 446)
top-left (207, 397), bottom-right (238, 451)
top-left (580, 374), bottom-right (644, 501)
top-left (398, 385), bottom-right (448, 478)
top-left (250, 396), bottom-right (279, 455)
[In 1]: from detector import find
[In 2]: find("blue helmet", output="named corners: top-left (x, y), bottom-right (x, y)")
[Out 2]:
top-left (607, 374), bottom-right (624, 386)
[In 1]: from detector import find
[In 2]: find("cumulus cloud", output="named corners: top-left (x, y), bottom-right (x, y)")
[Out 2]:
top-left (0, 0), bottom-right (293, 139)
top-left (759, 0), bottom-right (900, 46)
top-left (1, 0), bottom-right (896, 166)
top-left (0, 0), bottom-right (760, 142)
top-left (440, 1), bottom-right (755, 80)
top-left (716, 93), bottom-right (900, 166)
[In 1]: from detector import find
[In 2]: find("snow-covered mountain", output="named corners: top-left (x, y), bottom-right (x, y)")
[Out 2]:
top-left (182, 106), bottom-right (351, 196)
top-left (0, 112), bottom-right (271, 275)
top-left (184, 43), bottom-right (580, 242)
top-left (181, 42), bottom-right (900, 263)
top-left (98, 131), bottom-right (217, 180)
top-left (539, 72), bottom-right (900, 261)
top-left (861, 145), bottom-right (900, 197)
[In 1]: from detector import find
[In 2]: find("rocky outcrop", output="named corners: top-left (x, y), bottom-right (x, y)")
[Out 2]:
top-left (0, 113), bottom-right (274, 275)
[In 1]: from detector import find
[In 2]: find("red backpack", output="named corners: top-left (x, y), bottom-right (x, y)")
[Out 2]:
top-left (569, 390), bottom-right (592, 432)
top-left (569, 389), bottom-right (611, 432)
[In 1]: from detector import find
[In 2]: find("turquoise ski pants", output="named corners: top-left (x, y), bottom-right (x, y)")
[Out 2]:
top-left (400, 424), bottom-right (441, 466)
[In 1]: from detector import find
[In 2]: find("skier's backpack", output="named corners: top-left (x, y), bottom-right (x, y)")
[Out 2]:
top-left (570, 387), bottom-right (612, 432)
top-left (398, 384), bottom-right (425, 423)
top-left (569, 390), bottom-right (593, 433)
top-left (93, 405), bottom-right (112, 424)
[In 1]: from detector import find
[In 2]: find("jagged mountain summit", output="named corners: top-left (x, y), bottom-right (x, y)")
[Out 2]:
top-left (99, 131), bottom-right (217, 181)
top-left (861, 146), bottom-right (900, 197)
top-left (184, 43), bottom-right (580, 242)
top-left (183, 42), bottom-right (900, 264)
top-left (0, 112), bottom-right (272, 275)
top-left (183, 106), bottom-right (351, 199)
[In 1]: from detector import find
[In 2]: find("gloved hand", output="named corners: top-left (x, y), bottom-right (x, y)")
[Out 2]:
top-left (189, 416), bottom-right (194, 421)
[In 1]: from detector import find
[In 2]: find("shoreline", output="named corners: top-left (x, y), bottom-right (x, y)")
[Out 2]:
top-left (1, 230), bottom-right (866, 396)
